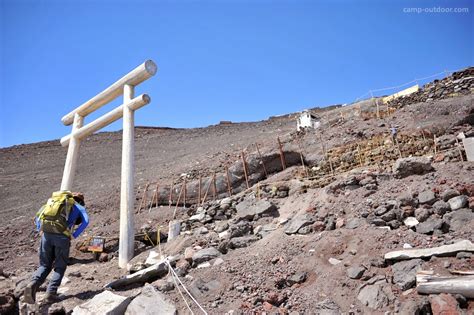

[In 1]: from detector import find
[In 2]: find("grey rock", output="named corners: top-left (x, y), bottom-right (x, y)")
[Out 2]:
top-left (415, 208), bottom-right (432, 222)
top-left (314, 299), bottom-right (341, 315)
top-left (357, 283), bottom-right (393, 310)
top-left (441, 189), bottom-right (460, 202)
top-left (359, 177), bottom-right (376, 186)
top-left (284, 214), bottom-right (314, 235)
top-left (192, 247), bottom-right (221, 264)
top-left (433, 200), bottom-right (450, 216)
top-left (228, 221), bottom-right (253, 238)
top-left (346, 218), bottom-right (362, 229)
top-left (214, 221), bottom-right (229, 233)
top-left (298, 225), bottom-right (313, 234)
top-left (391, 259), bottom-right (423, 290)
top-left (447, 195), bottom-right (469, 211)
top-left (287, 272), bottom-right (307, 286)
top-left (73, 291), bottom-right (131, 315)
top-left (443, 208), bottom-right (474, 232)
top-left (381, 210), bottom-right (397, 222)
top-left (153, 279), bottom-right (175, 292)
top-left (398, 193), bottom-right (418, 207)
top-left (125, 284), bottom-right (176, 315)
top-left (370, 218), bottom-right (386, 226)
top-left (347, 266), bottom-right (365, 279)
top-left (325, 216), bottom-right (336, 231)
top-left (375, 206), bottom-right (388, 216)
top-left (229, 235), bottom-right (259, 249)
top-left (387, 220), bottom-right (401, 229)
top-left (392, 156), bottom-right (433, 178)
top-left (416, 217), bottom-right (443, 235)
top-left (456, 251), bottom-right (472, 259)
top-left (418, 190), bottom-right (437, 205)
top-left (235, 199), bottom-right (277, 220)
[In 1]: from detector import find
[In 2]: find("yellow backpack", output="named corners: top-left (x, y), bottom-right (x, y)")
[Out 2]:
top-left (36, 191), bottom-right (75, 236)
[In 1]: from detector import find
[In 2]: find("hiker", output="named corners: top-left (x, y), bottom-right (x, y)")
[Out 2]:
top-left (24, 191), bottom-right (89, 304)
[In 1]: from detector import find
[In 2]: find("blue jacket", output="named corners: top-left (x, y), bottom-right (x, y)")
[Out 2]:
top-left (35, 203), bottom-right (89, 238)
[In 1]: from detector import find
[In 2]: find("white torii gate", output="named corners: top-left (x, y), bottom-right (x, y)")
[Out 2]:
top-left (60, 60), bottom-right (157, 268)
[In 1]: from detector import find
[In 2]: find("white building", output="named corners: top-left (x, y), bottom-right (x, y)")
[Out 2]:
top-left (297, 110), bottom-right (320, 131)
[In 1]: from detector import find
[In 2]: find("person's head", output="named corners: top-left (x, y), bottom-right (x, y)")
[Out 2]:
top-left (72, 192), bottom-right (85, 206)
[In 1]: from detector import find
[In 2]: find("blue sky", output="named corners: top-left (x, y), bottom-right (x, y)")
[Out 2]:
top-left (0, 0), bottom-right (472, 148)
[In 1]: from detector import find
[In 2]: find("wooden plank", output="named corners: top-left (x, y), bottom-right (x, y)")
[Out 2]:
top-left (384, 240), bottom-right (474, 261)
top-left (105, 260), bottom-right (168, 289)
top-left (416, 272), bottom-right (474, 298)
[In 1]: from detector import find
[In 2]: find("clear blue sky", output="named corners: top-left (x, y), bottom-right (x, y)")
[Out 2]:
top-left (0, 0), bottom-right (472, 148)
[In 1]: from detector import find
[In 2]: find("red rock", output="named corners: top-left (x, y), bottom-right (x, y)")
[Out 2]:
top-left (336, 218), bottom-right (345, 229)
top-left (312, 221), bottom-right (326, 232)
top-left (430, 293), bottom-right (460, 315)
top-left (263, 301), bottom-right (273, 311)
top-left (434, 154), bottom-right (445, 162)
top-left (266, 291), bottom-right (279, 305)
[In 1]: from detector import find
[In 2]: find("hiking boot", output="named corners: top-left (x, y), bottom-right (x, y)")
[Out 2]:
top-left (44, 291), bottom-right (59, 303)
top-left (23, 282), bottom-right (38, 304)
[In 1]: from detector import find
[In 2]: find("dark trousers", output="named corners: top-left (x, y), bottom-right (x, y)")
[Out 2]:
top-left (31, 232), bottom-right (70, 293)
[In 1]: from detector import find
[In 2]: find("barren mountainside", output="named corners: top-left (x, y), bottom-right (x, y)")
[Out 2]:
top-left (0, 68), bottom-right (473, 314)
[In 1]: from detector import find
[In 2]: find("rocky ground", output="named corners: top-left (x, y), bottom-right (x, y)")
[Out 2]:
top-left (0, 70), bottom-right (473, 314)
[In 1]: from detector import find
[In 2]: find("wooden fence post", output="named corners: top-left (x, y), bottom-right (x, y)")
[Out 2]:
top-left (225, 165), bottom-right (233, 196)
top-left (198, 174), bottom-right (202, 206)
top-left (277, 137), bottom-right (286, 170)
top-left (241, 151), bottom-right (250, 189)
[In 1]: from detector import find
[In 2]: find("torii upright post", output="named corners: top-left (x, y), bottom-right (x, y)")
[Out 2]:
top-left (59, 60), bottom-right (157, 268)
top-left (120, 84), bottom-right (135, 267)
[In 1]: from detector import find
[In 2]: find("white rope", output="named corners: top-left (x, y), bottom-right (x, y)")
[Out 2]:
top-left (166, 259), bottom-right (208, 315)
top-left (168, 265), bottom-right (194, 315)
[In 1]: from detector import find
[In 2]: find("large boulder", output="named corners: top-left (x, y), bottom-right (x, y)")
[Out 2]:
top-left (125, 284), bottom-right (177, 315)
top-left (72, 291), bottom-right (131, 315)
top-left (192, 247), bottom-right (221, 264)
top-left (235, 199), bottom-right (277, 220)
top-left (392, 157), bottom-right (433, 178)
